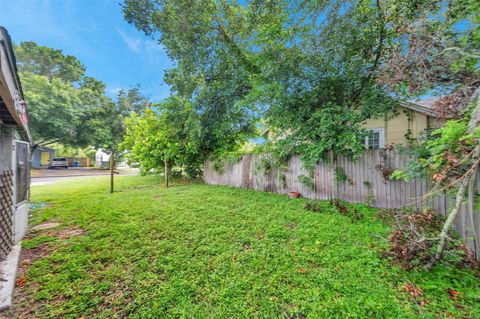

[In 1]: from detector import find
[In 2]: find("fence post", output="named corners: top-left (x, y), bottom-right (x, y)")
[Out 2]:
top-left (467, 167), bottom-right (478, 256)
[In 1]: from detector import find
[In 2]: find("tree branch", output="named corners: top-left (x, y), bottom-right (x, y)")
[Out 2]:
top-left (434, 47), bottom-right (480, 59)
top-left (352, 0), bottom-right (386, 103)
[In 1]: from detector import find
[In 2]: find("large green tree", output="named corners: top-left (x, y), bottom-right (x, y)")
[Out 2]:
top-left (15, 41), bottom-right (112, 147)
top-left (122, 0), bottom-right (281, 158)
top-left (120, 0), bottom-right (403, 165)
top-left (15, 41), bottom-right (85, 83)
top-left (121, 96), bottom-right (202, 181)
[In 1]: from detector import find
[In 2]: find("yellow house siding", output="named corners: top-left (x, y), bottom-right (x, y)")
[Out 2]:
top-left (40, 151), bottom-right (51, 165)
top-left (427, 116), bottom-right (444, 130)
top-left (362, 106), bottom-right (429, 146)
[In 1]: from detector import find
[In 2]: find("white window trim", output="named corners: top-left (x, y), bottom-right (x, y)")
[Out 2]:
top-left (365, 128), bottom-right (385, 149)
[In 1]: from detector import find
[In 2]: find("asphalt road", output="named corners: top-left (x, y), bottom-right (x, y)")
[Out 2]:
top-left (31, 172), bottom-right (138, 186)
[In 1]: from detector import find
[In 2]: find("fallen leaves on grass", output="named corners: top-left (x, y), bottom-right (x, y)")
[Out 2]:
top-left (297, 267), bottom-right (308, 274)
top-left (401, 281), bottom-right (427, 307)
top-left (447, 288), bottom-right (460, 300)
top-left (383, 208), bottom-right (479, 270)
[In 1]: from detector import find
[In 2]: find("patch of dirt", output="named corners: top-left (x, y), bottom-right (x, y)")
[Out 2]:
top-left (2, 241), bottom-right (53, 318)
top-left (57, 227), bottom-right (85, 240)
top-left (3, 226), bottom-right (85, 318)
top-left (31, 222), bottom-right (60, 231)
top-left (242, 242), bottom-right (253, 251)
top-left (284, 222), bottom-right (297, 230)
top-left (18, 243), bottom-right (52, 273)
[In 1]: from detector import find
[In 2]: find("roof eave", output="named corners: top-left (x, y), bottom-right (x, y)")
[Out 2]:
top-left (399, 101), bottom-right (440, 118)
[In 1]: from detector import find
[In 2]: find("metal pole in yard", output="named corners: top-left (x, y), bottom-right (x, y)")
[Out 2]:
top-left (110, 151), bottom-right (114, 193)
top-left (164, 155), bottom-right (168, 188)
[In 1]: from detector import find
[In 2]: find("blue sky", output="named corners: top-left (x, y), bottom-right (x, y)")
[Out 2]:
top-left (0, 0), bottom-right (173, 101)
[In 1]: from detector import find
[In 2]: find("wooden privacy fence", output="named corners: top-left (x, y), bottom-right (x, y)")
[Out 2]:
top-left (204, 149), bottom-right (480, 259)
top-left (65, 157), bottom-right (90, 167)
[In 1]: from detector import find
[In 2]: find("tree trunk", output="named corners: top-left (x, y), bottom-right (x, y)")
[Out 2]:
top-left (330, 152), bottom-right (338, 198)
top-left (110, 151), bottom-right (114, 194)
top-left (427, 87), bottom-right (480, 268)
top-left (164, 155), bottom-right (169, 188)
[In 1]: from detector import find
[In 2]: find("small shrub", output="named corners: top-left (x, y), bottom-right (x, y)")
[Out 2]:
top-left (335, 167), bottom-right (349, 183)
top-left (329, 198), bottom-right (363, 222)
top-left (304, 198), bottom-right (364, 222)
top-left (304, 200), bottom-right (323, 213)
top-left (298, 175), bottom-right (314, 190)
top-left (365, 192), bottom-right (375, 207)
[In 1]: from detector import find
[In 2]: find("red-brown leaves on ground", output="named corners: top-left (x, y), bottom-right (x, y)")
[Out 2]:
top-left (401, 281), bottom-right (427, 307)
top-left (447, 288), bottom-right (460, 300)
top-left (384, 209), bottom-right (442, 269)
top-left (297, 267), bottom-right (308, 274)
top-left (383, 209), bottom-right (479, 270)
top-left (304, 200), bottom-right (323, 213)
top-left (331, 198), bottom-right (348, 215)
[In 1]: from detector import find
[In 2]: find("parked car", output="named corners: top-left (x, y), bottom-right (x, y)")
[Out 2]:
top-left (48, 157), bottom-right (69, 169)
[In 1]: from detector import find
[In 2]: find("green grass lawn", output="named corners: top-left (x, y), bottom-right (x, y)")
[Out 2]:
top-left (9, 176), bottom-right (480, 318)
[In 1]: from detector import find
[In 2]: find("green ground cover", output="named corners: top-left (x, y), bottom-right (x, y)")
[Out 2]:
top-left (7, 176), bottom-right (479, 318)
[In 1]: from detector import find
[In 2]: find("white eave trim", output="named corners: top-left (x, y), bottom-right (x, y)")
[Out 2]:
top-left (400, 101), bottom-right (440, 118)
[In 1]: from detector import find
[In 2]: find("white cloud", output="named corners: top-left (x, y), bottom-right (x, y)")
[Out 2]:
top-left (144, 39), bottom-right (168, 64)
top-left (145, 39), bottom-right (164, 52)
top-left (105, 86), bottom-right (122, 97)
top-left (116, 27), bottom-right (141, 53)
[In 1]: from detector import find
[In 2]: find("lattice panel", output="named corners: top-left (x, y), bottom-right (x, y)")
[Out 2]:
top-left (0, 170), bottom-right (14, 260)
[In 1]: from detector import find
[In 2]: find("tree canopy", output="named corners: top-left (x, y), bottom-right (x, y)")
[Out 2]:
top-left (99, 87), bottom-right (150, 154)
top-left (122, 0), bottom-right (478, 169)
top-left (15, 41), bottom-right (149, 150)
top-left (15, 41), bottom-right (85, 83)
top-left (15, 41), bottom-right (110, 147)
top-left (121, 96), bottom-right (203, 178)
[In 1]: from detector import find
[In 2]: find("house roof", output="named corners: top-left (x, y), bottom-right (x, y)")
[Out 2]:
top-left (400, 98), bottom-right (441, 118)
top-left (35, 146), bottom-right (55, 152)
top-left (0, 26), bottom-right (31, 142)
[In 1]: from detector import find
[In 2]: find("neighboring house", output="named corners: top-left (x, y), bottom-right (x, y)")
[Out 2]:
top-left (0, 26), bottom-right (32, 308)
top-left (95, 149), bottom-right (110, 167)
top-left (362, 98), bottom-right (443, 149)
top-left (31, 146), bottom-right (55, 168)
top-left (95, 149), bottom-right (131, 168)
top-left (261, 99), bottom-right (444, 149)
